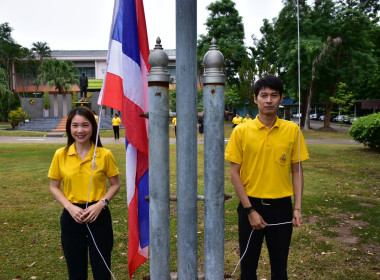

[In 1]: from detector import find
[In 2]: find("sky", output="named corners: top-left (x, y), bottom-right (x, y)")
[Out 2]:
top-left (0, 0), bottom-right (284, 51)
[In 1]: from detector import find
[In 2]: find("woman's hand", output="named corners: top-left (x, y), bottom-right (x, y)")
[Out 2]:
top-left (66, 204), bottom-right (86, 224)
top-left (81, 202), bottom-right (104, 223)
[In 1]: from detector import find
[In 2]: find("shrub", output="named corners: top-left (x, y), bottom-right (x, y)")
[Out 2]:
top-left (349, 113), bottom-right (380, 150)
top-left (8, 107), bottom-right (29, 123)
top-left (8, 109), bottom-right (22, 123)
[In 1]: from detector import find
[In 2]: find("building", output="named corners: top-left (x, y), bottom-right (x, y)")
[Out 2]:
top-left (14, 49), bottom-right (177, 118)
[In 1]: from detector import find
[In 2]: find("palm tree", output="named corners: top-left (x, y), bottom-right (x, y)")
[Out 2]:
top-left (36, 59), bottom-right (79, 95)
top-left (36, 59), bottom-right (79, 116)
top-left (31, 41), bottom-right (51, 62)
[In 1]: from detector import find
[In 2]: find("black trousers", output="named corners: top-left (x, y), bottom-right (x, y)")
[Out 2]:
top-left (113, 126), bottom-right (119, 139)
top-left (80, 87), bottom-right (87, 98)
top-left (238, 196), bottom-right (293, 280)
top-left (60, 204), bottom-right (114, 280)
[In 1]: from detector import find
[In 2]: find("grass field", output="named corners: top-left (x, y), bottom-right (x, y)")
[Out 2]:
top-left (0, 120), bottom-right (351, 140)
top-left (0, 132), bottom-right (379, 279)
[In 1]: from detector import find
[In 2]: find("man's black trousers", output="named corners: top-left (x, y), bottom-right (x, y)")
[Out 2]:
top-left (238, 196), bottom-right (293, 280)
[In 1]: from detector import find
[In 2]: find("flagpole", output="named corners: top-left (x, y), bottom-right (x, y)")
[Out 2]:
top-left (147, 38), bottom-right (171, 279)
top-left (176, 0), bottom-right (198, 278)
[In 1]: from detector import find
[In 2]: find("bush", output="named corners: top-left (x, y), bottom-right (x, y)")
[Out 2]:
top-left (349, 113), bottom-right (380, 150)
top-left (8, 107), bottom-right (29, 123)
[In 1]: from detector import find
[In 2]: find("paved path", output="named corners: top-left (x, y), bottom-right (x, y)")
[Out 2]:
top-left (0, 136), bottom-right (360, 145)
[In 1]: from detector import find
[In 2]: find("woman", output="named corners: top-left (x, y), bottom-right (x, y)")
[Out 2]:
top-left (48, 106), bottom-right (120, 279)
top-left (198, 116), bottom-right (204, 137)
top-left (112, 113), bottom-right (121, 140)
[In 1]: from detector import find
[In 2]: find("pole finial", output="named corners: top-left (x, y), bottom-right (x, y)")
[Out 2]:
top-left (202, 38), bottom-right (225, 84)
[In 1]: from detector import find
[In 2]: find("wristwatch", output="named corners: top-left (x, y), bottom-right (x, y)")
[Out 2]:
top-left (244, 206), bottom-right (255, 215)
top-left (102, 198), bottom-right (109, 207)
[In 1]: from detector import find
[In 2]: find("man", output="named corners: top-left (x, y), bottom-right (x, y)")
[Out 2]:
top-left (225, 75), bottom-right (309, 280)
top-left (243, 113), bottom-right (252, 123)
top-left (232, 113), bottom-right (243, 128)
top-left (79, 73), bottom-right (88, 99)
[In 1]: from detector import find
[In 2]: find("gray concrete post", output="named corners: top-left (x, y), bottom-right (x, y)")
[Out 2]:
top-left (176, 0), bottom-right (198, 278)
top-left (147, 37), bottom-right (171, 280)
top-left (203, 38), bottom-right (226, 280)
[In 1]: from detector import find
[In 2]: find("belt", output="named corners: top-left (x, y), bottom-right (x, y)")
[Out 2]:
top-left (249, 196), bottom-right (291, 206)
top-left (72, 201), bottom-right (99, 208)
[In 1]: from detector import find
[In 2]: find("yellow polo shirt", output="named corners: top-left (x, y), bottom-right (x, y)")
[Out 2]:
top-left (172, 117), bottom-right (177, 126)
top-left (232, 116), bottom-right (243, 125)
top-left (112, 117), bottom-right (121, 126)
top-left (225, 116), bottom-right (309, 199)
top-left (243, 117), bottom-right (252, 123)
top-left (48, 143), bottom-right (119, 204)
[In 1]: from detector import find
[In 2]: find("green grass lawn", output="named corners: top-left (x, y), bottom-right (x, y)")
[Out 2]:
top-left (1, 120), bottom-right (351, 140)
top-left (0, 142), bottom-right (379, 279)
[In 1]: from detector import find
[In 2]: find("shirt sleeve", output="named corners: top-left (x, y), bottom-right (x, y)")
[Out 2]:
top-left (48, 149), bottom-right (62, 180)
top-left (225, 127), bottom-right (243, 165)
top-left (291, 128), bottom-right (310, 163)
top-left (104, 150), bottom-right (119, 178)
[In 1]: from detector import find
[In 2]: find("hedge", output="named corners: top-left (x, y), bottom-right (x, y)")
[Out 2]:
top-left (349, 113), bottom-right (380, 150)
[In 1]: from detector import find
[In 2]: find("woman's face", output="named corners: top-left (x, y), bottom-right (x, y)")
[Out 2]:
top-left (70, 114), bottom-right (93, 145)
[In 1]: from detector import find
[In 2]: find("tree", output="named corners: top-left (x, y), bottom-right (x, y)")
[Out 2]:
top-left (36, 59), bottom-right (79, 95)
top-left (237, 56), bottom-right (257, 112)
top-left (197, 0), bottom-right (247, 86)
top-left (251, 0), bottom-right (379, 130)
top-left (0, 66), bottom-right (13, 121)
top-left (329, 82), bottom-right (355, 115)
top-left (225, 85), bottom-right (243, 117)
top-left (0, 23), bottom-right (23, 89)
top-left (31, 41), bottom-right (51, 62)
top-left (250, 19), bottom-right (279, 77)
top-left (321, 0), bottom-right (379, 129)
top-left (305, 36), bottom-right (342, 130)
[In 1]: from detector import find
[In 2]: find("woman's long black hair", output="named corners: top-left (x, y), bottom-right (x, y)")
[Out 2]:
top-left (65, 106), bottom-right (102, 151)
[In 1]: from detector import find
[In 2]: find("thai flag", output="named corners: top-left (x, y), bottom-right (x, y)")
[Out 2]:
top-left (98, 0), bottom-right (150, 278)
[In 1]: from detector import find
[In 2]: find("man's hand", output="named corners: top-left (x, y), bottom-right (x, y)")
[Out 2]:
top-left (292, 209), bottom-right (303, 226)
top-left (248, 211), bottom-right (267, 230)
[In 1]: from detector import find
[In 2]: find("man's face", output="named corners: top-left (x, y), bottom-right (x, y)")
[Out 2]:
top-left (254, 87), bottom-right (283, 116)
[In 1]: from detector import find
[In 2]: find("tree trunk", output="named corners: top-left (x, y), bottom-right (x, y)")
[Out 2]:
top-left (324, 45), bottom-right (342, 129)
top-left (304, 67), bottom-right (316, 130)
top-left (300, 91), bottom-right (308, 129)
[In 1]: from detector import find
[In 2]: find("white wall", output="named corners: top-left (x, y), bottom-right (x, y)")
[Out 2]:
top-left (96, 61), bottom-right (107, 79)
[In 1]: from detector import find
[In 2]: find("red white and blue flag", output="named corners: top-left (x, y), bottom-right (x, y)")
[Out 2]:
top-left (98, 0), bottom-right (150, 278)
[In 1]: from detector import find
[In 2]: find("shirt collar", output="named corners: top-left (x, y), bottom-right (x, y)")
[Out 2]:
top-left (67, 142), bottom-right (100, 159)
top-left (254, 115), bottom-right (280, 130)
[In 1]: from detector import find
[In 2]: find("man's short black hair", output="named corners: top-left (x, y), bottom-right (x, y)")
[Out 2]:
top-left (254, 75), bottom-right (284, 97)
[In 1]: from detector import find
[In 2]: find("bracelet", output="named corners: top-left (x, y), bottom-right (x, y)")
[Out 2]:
top-left (244, 206), bottom-right (255, 215)
top-left (293, 208), bottom-right (300, 211)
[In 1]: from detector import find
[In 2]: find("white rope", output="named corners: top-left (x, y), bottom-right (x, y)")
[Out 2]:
top-left (81, 90), bottom-right (117, 279)
top-left (231, 221), bottom-right (293, 276)
top-left (297, 0), bottom-right (303, 216)
top-left (86, 223), bottom-right (117, 279)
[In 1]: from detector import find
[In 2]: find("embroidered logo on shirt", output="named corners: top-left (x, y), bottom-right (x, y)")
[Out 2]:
top-left (91, 161), bottom-right (99, 170)
top-left (280, 153), bottom-right (287, 164)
